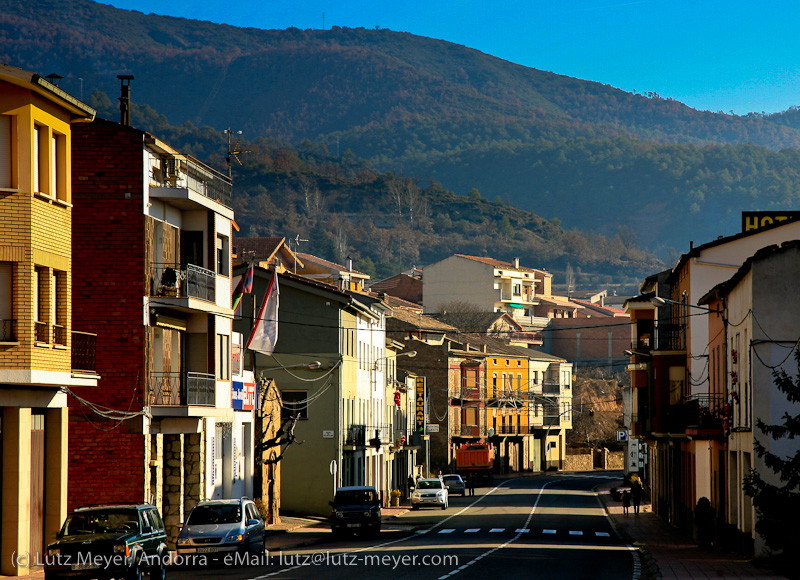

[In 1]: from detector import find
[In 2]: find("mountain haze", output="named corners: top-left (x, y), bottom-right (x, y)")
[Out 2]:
top-left (4, 0), bottom-right (800, 252)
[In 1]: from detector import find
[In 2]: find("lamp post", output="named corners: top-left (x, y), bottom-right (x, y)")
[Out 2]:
top-left (650, 296), bottom-right (721, 313)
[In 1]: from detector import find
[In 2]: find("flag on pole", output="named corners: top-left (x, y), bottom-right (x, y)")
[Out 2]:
top-left (232, 261), bottom-right (254, 316)
top-left (247, 270), bottom-right (279, 355)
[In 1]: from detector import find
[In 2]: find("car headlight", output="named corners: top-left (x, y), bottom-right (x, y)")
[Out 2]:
top-left (48, 548), bottom-right (60, 557)
top-left (335, 512), bottom-right (344, 519)
top-left (113, 544), bottom-right (130, 556)
top-left (225, 531), bottom-right (244, 543)
top-left (176, 538), bottom-right (191, 546)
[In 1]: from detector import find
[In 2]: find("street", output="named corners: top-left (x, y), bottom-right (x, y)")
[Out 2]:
top-left (168, 473), bottom-right (634, 580)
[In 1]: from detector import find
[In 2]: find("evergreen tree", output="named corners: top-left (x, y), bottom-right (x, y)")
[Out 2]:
top-left (743, 348), bottom-right (800, 557)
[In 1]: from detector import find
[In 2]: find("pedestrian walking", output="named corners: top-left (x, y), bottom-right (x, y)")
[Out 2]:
top-left (467, 474), bottom-right (476, 496)
top-left (621, 490), bottom-right (630, 516)
top-left (630, 476), bottom-right (643, 516)
top-left (695, 497), bottom-right (715, 548)
top-left (408, 475), bottom-right (415, 494)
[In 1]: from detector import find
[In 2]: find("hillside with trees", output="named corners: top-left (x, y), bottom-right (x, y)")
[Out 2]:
top-left (5, 0), bottom-right (800, 254)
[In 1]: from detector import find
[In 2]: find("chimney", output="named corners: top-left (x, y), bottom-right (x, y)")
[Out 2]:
top-left (513, 257), bottom-right (520, 269)
top-left (117, 74), bottom-right (134, 126)
top-left (346, 256), bottom-right (353, 272)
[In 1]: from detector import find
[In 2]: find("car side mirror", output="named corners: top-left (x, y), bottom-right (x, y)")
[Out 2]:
top-left (247, 518), bottom-right (259, 526)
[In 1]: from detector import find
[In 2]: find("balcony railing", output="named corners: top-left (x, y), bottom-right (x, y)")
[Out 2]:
top-left (149, 371), bottom-right (215, 406)
top-left (673, 393), bottom-right (725, 432)
top-left (34, 321), bottom-right (48, 343)
top-left (150, 263), bottom-right (216, 303)
top-left (542, 380), bottom-right (561, 394)
top-left (53, 324), bottom-right (67, 346)
top-left (460, 385), bottom-right (485, 400)
top-left (0, 318), bottom-right (15, 341)
top-left (345, 424), bottom-right (366, 447)
top-left (496, 424), bottom-right (531, 435)
top-left (460, 424), bottom-right (481, 437)
top-left (71, 331), bottom-right (97, 372)
top-left (655, 323), bottom-right (684, 351)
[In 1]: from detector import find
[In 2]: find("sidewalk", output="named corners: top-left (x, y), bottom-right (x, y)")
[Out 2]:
top-left (597, 479), bottom-right (788, 580)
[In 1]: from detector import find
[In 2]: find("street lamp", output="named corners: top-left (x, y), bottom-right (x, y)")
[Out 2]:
top-left (259, 361), bottom-right (322, 378)
top-left (373, 350), bottom-right (416, 371)
top-left (650, 296), bottom-right (721, 313)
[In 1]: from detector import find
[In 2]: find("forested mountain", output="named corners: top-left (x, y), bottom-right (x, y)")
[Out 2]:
top-left (4, 0), bottom-right (800, 254)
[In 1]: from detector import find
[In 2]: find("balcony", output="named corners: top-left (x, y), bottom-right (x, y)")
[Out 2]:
top-left (496, 424), bottom-right (531, 435)
top-left (655, 323), bottom-right (684, 351)
top-left (34, 321), bottom-right (48, 343)
top-left (459, 384), bottom-right (484, 400)
top-left (149, 371), bottom-right (215, 406)
top-left (150, 263), bottom-right (216, 303)
top-left (670, 394), bottom-right (725, 434)
top-left (460, 424), bottom-right (482, 437)
top-left (345, 424), bottom-right (366, 447)
top-left (0, 318), bottom-right (14, 342)
top-left (71, 331), bottom-right (97, 372)
top-left (150, 156), bottom-right (233, 211)
top-left (542, 380), bottom-right (561, 394)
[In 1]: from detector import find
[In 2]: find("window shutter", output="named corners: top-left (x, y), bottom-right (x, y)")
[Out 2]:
top-left (0, 116), bottom-right (10, 189)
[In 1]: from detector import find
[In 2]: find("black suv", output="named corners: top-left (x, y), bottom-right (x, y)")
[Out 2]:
top-left (45, 504), bottom-right (168, 580)
top-left (329, 486), bottom-right (381, 537)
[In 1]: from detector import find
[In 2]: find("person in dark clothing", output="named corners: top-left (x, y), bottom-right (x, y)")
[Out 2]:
top-left (695, 497), bottom-right (715, 548)
top-left (630, 476), bottom-right (643, 516)
top-left (467, 474), bottom-right (476, 496)
top-left (621, 490), bottom-right (631, 516)
top-left (408, 475), bottom-right (415, 494)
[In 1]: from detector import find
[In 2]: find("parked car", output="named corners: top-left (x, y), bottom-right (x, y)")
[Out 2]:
top-left (176, 498), bottom-right (265, 559)
top-left (329, 486), bottom-right (381, 537)
top-left (411, 478), bottom-right (449, 510)
top-left (44, 503), bottom-right (168, 580)
top-left (442, 474), bottom-right (466, 496)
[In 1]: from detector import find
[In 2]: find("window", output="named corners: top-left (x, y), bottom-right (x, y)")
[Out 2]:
top-left (34, 125), bottom-right (42, 193)
top-left (217, 334), bottom-right (230, 380)
top-left (0, 115), bottom-right (11, 189)
top-left (53, 270), bottom-right (67, 345)
top-left (281, 391), bottom-right (308, 419)
top-left (216, 234), bottom-right (229, 277)
top-left (0, 262), bottom-right (11, 341)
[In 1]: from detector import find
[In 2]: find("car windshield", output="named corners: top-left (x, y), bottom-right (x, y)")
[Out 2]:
top-left (334, 489), bottom-right (377, 505)
top-left (62, 510), bottom-right (139, 537)
top-left (187, 505), bottom-right (242, 525)
top-left (417, 480), bottom-right (442, 490)
top-left (443, 476), bottom-right (460, 483)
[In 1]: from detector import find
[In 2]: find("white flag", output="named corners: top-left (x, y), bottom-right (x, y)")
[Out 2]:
top-left (247, 271), bottom-right (279, 355)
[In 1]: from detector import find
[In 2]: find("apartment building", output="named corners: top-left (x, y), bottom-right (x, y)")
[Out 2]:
top-left (69, 117), bottom-right (247, 545)
top-left (0, 65), bottom-right (98, 576)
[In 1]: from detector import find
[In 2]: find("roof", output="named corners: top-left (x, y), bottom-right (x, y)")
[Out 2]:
top-left (699, 240), bottom-right (800, 305)
top-left (389, 308), bottom-right (459, 331)
top-left (456, 334), bottom-right (568, 363)
top-left (296, 253), bottom-right (369, 278)
top-left (234, 237), bottom-right (301, 267)
top-left (451, 254), bottom-right (542, 274)
top-left (0, 63), bottom-right (96, 119)
top-left (369, 273), bottom-right (423, 304)
top-left (428, 311), bottom-right (523, 332)
top-left (669, 220), bottom-right (800, 282)
top-left (571, 298), bottom-right (627, 317)
top-left (537, 295), bottom-right (583, 308)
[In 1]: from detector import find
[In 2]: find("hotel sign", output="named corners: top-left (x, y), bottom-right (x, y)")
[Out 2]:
top-left (415, 376), bottom-right (426, 433)
top-left (742, 211), bottom-right (800, 233)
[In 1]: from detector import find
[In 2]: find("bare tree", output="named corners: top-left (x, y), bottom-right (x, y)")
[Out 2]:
top-left (334, 227), bottom-right (349, 264)
top-left (298, 176), bottom-right (326, 220)
top-left (436, 301), bottom-right (491, 333)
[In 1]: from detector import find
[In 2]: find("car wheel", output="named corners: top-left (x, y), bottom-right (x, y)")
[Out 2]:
top-left (149, 556), bottom-right (166, 580)
top-left (124, 563), bottom-right (143, 580)
top-left (441, 503), bottom-right (447, 510)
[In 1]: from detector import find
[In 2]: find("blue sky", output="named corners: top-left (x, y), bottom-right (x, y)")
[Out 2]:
top-left (101, 0), bottom-right (800, 115)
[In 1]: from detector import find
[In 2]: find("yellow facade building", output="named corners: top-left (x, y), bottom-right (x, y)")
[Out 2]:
top-left (0, 65), bottom-right (97, 576)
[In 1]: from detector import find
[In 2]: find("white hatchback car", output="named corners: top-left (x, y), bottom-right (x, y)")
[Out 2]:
top-left (411, 478), bottom-right (449, 510)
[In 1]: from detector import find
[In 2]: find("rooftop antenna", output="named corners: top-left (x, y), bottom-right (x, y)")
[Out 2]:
top-left (291, 234), bottom-right (308, 275)
top-left (224, 128), bottom-right (250, 178)
top-left (322, 12), bottom-right (325, 30)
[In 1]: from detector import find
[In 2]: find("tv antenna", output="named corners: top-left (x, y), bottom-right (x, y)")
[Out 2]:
top-left (224, 128), bottom-right (250, 178)
top-left (291, 234), bottom-right (308, 274)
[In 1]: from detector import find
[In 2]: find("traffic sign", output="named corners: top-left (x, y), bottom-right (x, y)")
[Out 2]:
top-left (617, 430), bottom-right (629, 442)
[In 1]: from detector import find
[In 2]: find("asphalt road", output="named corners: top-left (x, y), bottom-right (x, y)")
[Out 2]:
top-left (169, 473), bottom-right (634, 580)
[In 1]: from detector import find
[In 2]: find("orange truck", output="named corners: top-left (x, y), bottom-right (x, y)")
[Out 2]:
top-left (455, 443), bottom-right (494, 484)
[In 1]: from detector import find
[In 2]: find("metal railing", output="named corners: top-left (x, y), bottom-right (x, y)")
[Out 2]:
top-left (460, 424), bottom-right (481, 437)
top-left (0, 318), bottom-right (15, 341)
top-left (542, 380), bottom-right (561, 394)
top-left (71, 331), bottom-right (97, 372)
top-left (150, 262), bottom-right (216, 303)
top-left (186, 158), bottom-right (232, 209)
top-left (655, 323), bottom-right (684, 351)
top-left (345, 424), bottom-right (366, 447)
top-left (34, 321), bottom-right (48, 343)
top-left (149, 371), bottom-right (215, 406)
top-left (53, 324), bottom-right (67, 346)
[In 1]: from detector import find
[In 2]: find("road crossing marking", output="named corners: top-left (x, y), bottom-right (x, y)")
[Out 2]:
top-left (569, 531), bottom-right (583, 536)
top-left (543, 529), bottom-right (557, 534)
top-left (596, 532), bottom-right (610, 537)
top-left (439, 529), bottom-right (456, 534)
top-left (489, 528), bottom-right (504, 533)
top-left (515, 529), bottom-right (530, 533)
top-left (465, 528), bottom-right (480, 533)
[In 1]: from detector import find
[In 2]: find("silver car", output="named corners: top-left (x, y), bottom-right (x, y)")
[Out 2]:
top-left (442, 474), bottom-right (466, 496)
top-left (176, 498), bottom-right (265, 559)
top-left (411, 478), bottom-right (449, 510)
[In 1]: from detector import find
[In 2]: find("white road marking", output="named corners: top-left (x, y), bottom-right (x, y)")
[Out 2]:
top-left (439, 529), bottom-right (456, 534)
top-left (569, 531), bottom-right (583, 536)
top-left (465, 528), bottom-right (480, 533)
top-left (543, 529), bottom-right (557, 534)
top-left (489, 528), bottom-right (504, 533)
